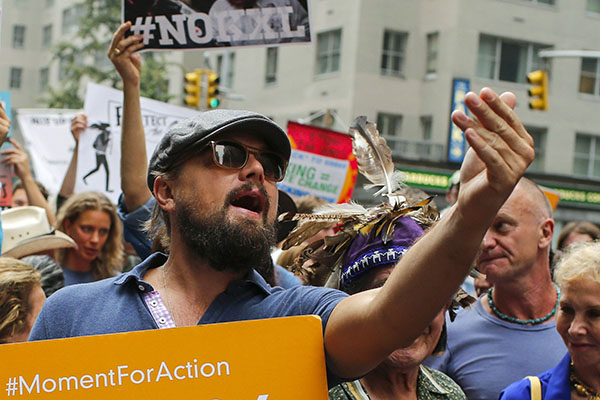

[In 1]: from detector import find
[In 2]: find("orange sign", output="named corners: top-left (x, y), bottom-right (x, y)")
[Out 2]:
top-left (0, 316), bottom-right (328, 399)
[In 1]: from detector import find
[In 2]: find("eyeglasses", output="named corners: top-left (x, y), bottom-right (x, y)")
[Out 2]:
top-left (207, 140), bottom-right (288, 182)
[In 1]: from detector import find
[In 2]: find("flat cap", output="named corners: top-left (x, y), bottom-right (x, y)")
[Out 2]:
top-left (147, 109), bottom-right (291, 191)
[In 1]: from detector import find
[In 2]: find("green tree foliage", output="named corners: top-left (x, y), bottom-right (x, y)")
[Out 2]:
top-left (43, 0), bottom-right (172, 108)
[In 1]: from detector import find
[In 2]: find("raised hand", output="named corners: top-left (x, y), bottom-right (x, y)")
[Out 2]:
top-left (452, 87), bottom-right (535, 213)
top-left (108, 22), bottom-right (144, 87)
top-left (70, 112), bottom-right (87, 143)
top-left (1, 139), bottom-right (31, 180)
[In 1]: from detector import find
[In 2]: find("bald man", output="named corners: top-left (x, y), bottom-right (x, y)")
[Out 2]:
top-left (425, 178), bottom-right (566, 400)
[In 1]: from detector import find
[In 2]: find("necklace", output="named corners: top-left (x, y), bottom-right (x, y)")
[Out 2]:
top-left (487, 285), bottom-right (560, 325)
top-left (571, 363), bottom-right (600, 400)
top-left (162, 265), bottom-right (176, 327)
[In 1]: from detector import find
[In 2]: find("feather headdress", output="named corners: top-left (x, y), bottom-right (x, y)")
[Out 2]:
top-left (349, 116), bottom-right (406, 204)
top-left (280, 116), bottom-right (474, 312)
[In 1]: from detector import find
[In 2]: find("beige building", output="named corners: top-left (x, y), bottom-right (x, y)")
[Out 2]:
top-left (206, 0), bottom-right (600, 224)
top-left (3, 0), bottom-right (600, 223)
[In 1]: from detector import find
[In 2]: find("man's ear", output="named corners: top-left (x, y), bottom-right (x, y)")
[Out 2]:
top-left (154, 176), bottom-right (176, 212)
top-left (539, 218), bottom-right (554, 249)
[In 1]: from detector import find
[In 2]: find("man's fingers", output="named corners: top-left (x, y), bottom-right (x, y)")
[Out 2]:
top-left (8, 138), bottom-right (23, 150)
top-left (467, 88), bottom-right (532, 145)
top-left (464, 129), bottom-right (515, 190)
top-left (118, 35), bottom-right (143, 54)
top-left (465, 125), bottom-right (534, 188)
top-left (109, 22), bottom-right (131, 52)
top-left (451, 110), bottom-right (478, 133)
top-left (122, 40), bottom-right (145, 58)
top-left (479, 88), bottom-right (531, 144)
top-left (499, 92), bottom-right (516, 110)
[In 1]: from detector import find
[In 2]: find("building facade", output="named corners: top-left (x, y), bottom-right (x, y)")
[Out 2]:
top-left (2, 0), bottom-right (600, 225)
top-left (204, 0), bottom-right (600, 225)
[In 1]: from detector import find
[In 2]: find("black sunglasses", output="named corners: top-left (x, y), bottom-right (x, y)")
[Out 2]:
top-left (207, 140), bottom-right (288, 182)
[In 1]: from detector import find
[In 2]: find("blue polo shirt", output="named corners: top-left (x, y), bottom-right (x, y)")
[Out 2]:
top-left (29, 253), bottom-right (347, 384)
top-left (117, 193), bottom-right (154, 260)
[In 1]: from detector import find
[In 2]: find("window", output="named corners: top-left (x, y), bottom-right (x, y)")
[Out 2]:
top-left (376, 113), bottom-right (403, 136)
top-left (525, 126), bottom-right (546, 172)
top-left (62, 6), bottom-right (83, 34)
top-left (42, 25), bottom-right (53, 48)
top-left (426, 32), bottom-right (439, 76)
top-left (476, 35), bottom-right (549, 83)
top-left (573, 134), bottom-right (600, 177)
top-left (216, 51), bottom-right (236, 88)
top-left (59, 58), bottom-right (69, 81)
top-left (39, 68), bottom-right (49, 91)
top-left (520, 0), bottom-right (554, 4)
top-left (587, 0), bottom-right (600, 13)
top-left (10, 68), bottom-right (23, 89)
top-left (315, 29), bottom-right (342, 76)
top-left (265, 47), bottom-right (278, 84)
top-left (580, 58), bottom-right (600, 96)
top-left (381, 30), bottom-right (407, 77)
top-left (420, 116), bottom-right (433, 141)
top-left (12, 25), bottom-right (26, 49)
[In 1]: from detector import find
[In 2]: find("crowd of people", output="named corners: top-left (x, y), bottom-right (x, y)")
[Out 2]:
top-left (0, 20), bottom-right (598, 400)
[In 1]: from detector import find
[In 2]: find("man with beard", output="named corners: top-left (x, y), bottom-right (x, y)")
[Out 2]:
top-left (30, 24), bottom-right (536, 387)
top-left (425, 178), bottom-right (566, 400)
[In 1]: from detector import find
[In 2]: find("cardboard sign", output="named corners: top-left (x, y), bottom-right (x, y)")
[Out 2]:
top-left (0, 316), bottom-right (328, 399)
top-left (0, 92), bottom-right (11, 138)
top-left (281, 122), bottom-right (357, 203)
top-left (123, 0), bottom-right (311, 50)
top-left (16, 110), bottom-right (79, 196)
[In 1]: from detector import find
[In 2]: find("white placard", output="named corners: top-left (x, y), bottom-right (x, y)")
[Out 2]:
top-left (77, 83), bottom-right (198, 203)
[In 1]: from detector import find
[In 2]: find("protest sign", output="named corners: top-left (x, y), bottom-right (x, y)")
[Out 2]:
top-left (0, 91), bottom-right (13, 207)
top-left (280, 122), bottom-right (357, 203)
top-left (0, 316), bottom-right (328, 399)
top-left (123, 0), bottom-right (311, 50)
top-left (0, 92), bottom-right (11, 138)
top-left (77, 82), bottom-right (197, 204)
top-left (16, 110), bottom-right (79, 196)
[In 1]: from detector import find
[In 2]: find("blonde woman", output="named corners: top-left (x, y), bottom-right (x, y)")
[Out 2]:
top-left (56, 192), bottom-right (124, 285)
top-left (500, 241), bottom-right (600, 399)
top-left (0, 258), bottom-right (46, 343)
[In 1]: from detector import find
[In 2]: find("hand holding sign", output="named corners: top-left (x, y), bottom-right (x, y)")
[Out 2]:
top-left (1, 139), bottom-right (31, 181)
top-left (109, 22), bottom-right (144, 88)
top-left (70, 112), bottom-right (87, 144)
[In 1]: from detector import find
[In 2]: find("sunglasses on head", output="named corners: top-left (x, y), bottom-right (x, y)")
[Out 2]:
top-left (207, 140), bottom-right (288, 182)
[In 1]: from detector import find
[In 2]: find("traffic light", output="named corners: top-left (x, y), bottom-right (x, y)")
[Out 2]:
top-left (527, 70), bottom-right (548, 111)
top-left (206, 71), bottom-right (220, 109)
top-left (184, 70), bottom-right (202, 108)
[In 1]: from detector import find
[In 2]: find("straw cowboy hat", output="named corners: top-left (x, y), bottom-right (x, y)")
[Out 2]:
top-left (1, 206), bottom-right (76, 258)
